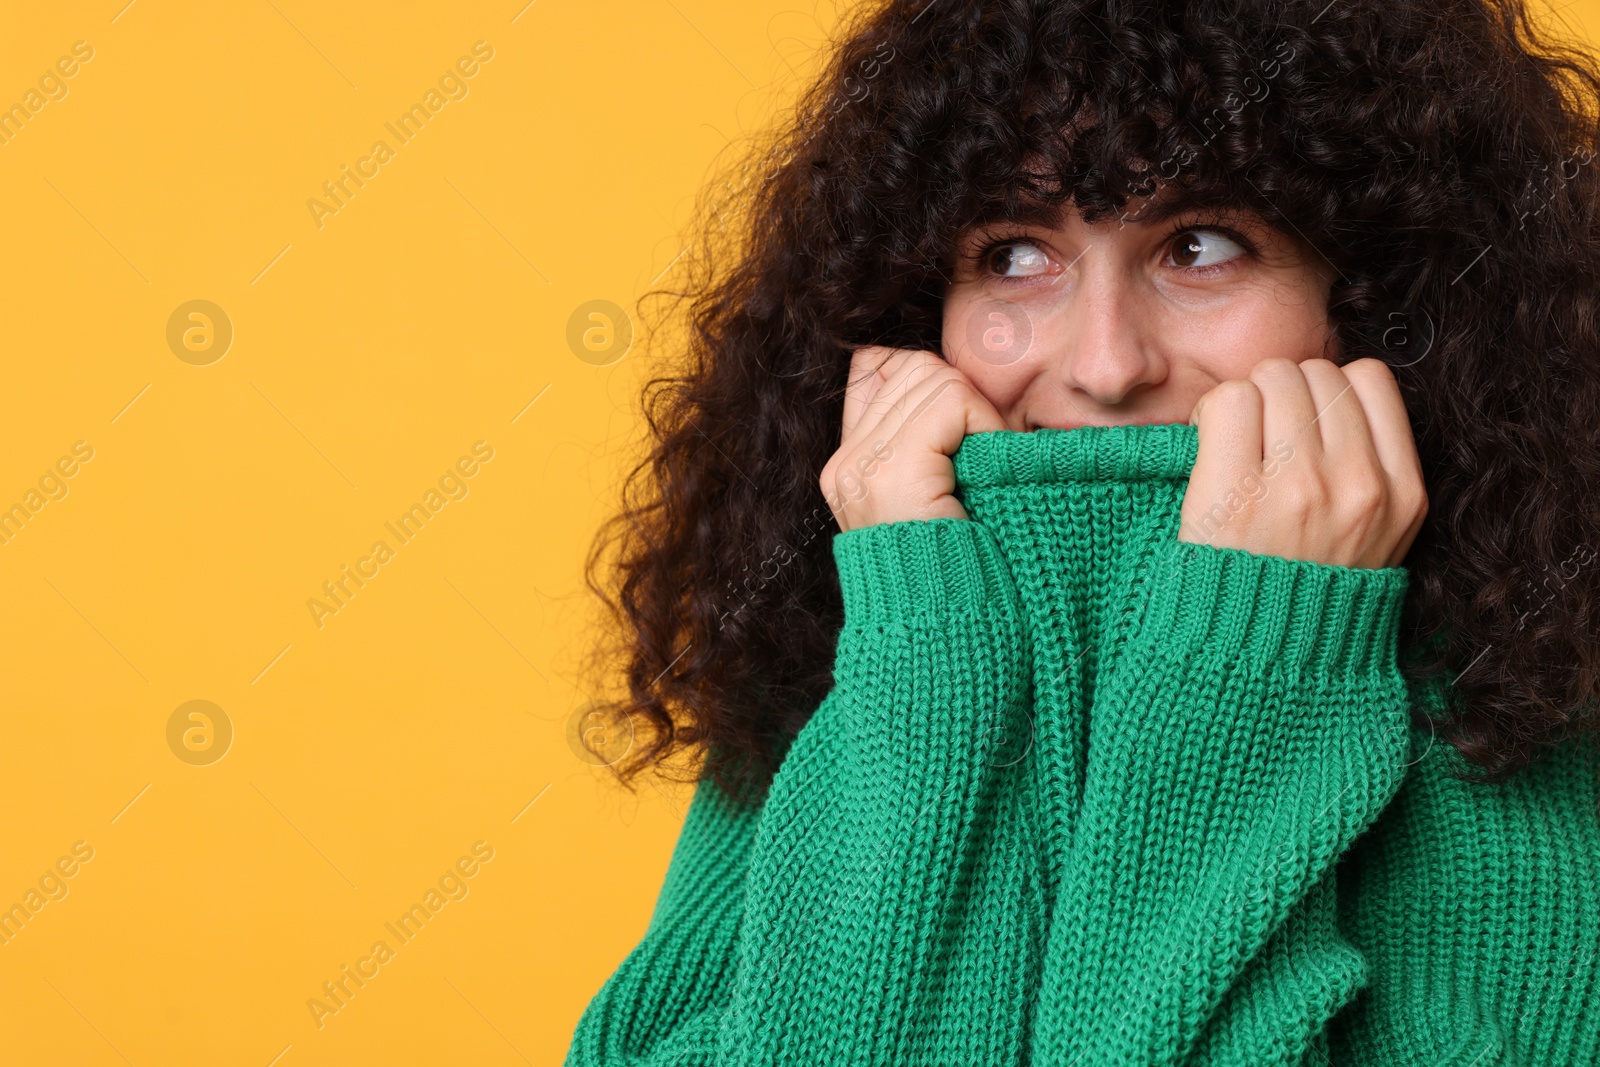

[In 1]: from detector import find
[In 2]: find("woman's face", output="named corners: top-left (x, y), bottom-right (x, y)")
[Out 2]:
top-left (941, 197), bottom-right (1340, 430)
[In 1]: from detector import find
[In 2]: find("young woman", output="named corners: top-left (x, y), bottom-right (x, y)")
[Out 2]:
top-left (568, 0), bottom-right (1600, 1062)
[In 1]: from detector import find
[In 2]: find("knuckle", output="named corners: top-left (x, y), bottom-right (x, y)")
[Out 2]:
top-left (1209, 379), bottom-right (1260, 404)
top-left (1282, 474), bottom-right (1327, 516)
top-left (1407, 482), bottom-right (1430, 523)
top-left (1248, 357), bottom-right (1300, 384)
top-left (1209, 379), bottom-right (1262, 410)
top-left (1344, 356), bottom-right (1396, 384)
top-left (852, 345), bottom-right (905, 379)
top-left (821, 465), bottom-right (842, 495)
top-left (847, 345), bottom-right (883, 371)
top-left (1344, 475), bottom-right (1386, 516)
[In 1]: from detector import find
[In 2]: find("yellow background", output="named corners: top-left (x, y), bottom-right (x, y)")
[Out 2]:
top-left (0, 1), bottom-right (1592, 1064)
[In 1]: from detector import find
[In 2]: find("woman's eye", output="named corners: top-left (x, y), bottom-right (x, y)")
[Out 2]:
top-left (1169, 229), bottom-right (1245, 269)
top-left (986, 241), bottom-right (1052, 277)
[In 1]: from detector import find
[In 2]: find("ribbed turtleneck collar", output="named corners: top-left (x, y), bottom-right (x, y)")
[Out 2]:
top-left (949, 424), bottom-right (1202, 626)
top-left (951, 423), bottom-right (1201, 492)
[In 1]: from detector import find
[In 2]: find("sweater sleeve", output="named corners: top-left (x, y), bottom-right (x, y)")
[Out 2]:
top-left (564, 517), bottom-right (1038, 1065)
top-left (1030, 536), bottom-right (1416, 1067)
top-left (561, 774), bottom-right (762, 1067)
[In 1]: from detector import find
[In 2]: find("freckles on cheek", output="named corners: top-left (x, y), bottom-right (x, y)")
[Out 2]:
top-left (1169, 297), bottom-right (1328, 376)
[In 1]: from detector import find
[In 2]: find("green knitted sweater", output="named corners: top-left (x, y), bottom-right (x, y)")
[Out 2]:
top-left (566, 422), bottom-right (1600, 1066)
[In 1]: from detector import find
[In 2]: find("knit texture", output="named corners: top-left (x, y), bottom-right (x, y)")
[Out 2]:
top-left (565, 422), bottom-right (1600, 1066)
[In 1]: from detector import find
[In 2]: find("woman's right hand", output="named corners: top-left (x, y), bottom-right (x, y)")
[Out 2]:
top-left (822, 346), bottom-right (1008, 531)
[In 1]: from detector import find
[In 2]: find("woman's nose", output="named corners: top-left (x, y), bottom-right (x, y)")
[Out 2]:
top-left (1048, 262), bottom-right (1163, 406)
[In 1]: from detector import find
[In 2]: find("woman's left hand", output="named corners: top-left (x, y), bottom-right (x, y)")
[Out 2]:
top-left (1178, 357), bottom-right (1428, 569)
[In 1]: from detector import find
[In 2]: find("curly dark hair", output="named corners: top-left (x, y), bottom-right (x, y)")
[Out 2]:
top-left (578, 0), bottom-right (1600, 807)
